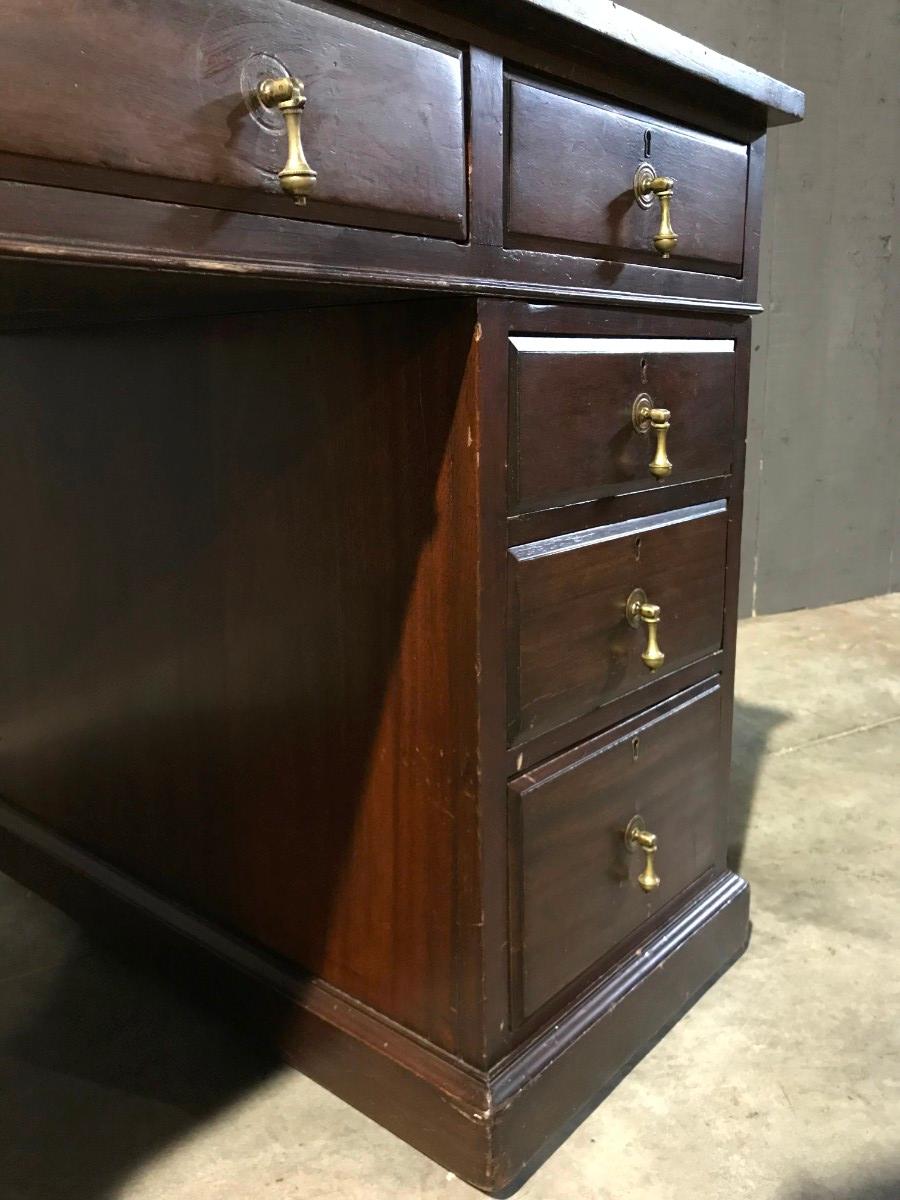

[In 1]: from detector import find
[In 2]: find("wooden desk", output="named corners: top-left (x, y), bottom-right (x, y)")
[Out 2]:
top-left (0, 2), bottom-right (802, 1190)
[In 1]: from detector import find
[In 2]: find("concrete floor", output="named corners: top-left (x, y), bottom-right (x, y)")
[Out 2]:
top-left (1, 595), bottom-right (898, 1200)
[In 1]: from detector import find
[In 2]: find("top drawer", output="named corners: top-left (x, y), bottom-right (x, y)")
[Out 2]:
top-left (506, 78), bottom-right (748, 275)
top-left (0, 0), bottom-right (466, 239)
top-left (510, 335), bottom-right (736, 513)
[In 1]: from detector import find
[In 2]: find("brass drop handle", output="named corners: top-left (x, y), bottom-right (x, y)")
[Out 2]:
top-left (632, 394), bottom-right (672, 478)
top-left (258, 76), bottom-right (317, 205)
top-left (634, 165), bottom-right (678, 258)
top-left (626, 588), bottom-right (665, 670)
top-left (624, 816), bottom-right (661, 892)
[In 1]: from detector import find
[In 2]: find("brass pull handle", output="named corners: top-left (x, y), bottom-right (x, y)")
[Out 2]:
top-left (634, 164), bottom-right (678, 258)
top-left (624, 816), bottom-right (661, 892)
top-left (626, 588), bottom-right (665, 670)
top-left (258, 76), bottom-right (317, 205)
top-left (632, 394), bottom-right (672, 478)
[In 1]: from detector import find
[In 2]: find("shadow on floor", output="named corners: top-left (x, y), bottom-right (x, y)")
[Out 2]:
top-left (728, 698), bottom-right (790, 872)
top-left (0, 873), bottom-right (281, 1200)
top-left (780, 1169), bottom-right (900, 1200)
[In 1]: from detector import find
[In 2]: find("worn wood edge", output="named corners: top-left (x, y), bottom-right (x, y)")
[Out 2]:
top-left (506, 476), bottom-right (734, 547)
top-left (485, 870), bottom-right (750, 1191)
top-left (356, 0), bottom-right (802, 125)
top-left (493, 0), bottom-right (804, 124)
top-left (0, 796), bottom-right (748, 1192)
top-left (0, 237), bottom-right (763, 317)
top-left (490, 869), bottom-right (746, 1101)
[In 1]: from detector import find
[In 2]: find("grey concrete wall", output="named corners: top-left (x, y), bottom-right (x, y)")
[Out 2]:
top-left (626, 0), bottom-right (899, 615)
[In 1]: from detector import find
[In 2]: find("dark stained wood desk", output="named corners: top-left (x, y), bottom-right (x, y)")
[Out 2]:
top-left (0, 2), bottom-right (803, 1190)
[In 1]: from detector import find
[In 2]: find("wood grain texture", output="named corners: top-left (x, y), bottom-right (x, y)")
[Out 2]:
top-left (508, 501), bottom-right (728, 743)
top-left (510, 335), bottom-right (736, 512)
top-left (0, 298), bottom-right (480, 1053)
top-left (510, 680), bottom-right (722, 1020)
top-left (0, 0), bottom-right (467, 238)
top-left (507, 78), bottom-right (748, 274)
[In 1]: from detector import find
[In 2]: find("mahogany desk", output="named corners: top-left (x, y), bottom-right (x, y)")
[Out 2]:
top-left (0, 1), bottom-right (803, 1190)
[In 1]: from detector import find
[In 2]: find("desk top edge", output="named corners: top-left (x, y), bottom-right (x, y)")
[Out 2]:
top-left (467, 0), bottom-right (805, 125)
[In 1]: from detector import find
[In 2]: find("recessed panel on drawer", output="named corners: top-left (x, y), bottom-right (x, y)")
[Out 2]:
top-left (506, 78), bottom-right (748, 274)
top-left (508, 501), bottom-right (728, 744)
top-left (510, 680), bottom-right (723, 1021)
top-left (0, 0), bottom-right (466, 238)
top-left (510, 336), bottom-right (736, 512)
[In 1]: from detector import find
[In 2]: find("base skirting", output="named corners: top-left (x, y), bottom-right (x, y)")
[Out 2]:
top-left (0, 797), bottom-right (749, 1193)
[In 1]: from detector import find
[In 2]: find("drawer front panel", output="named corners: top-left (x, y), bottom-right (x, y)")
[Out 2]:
top-left (510, 680), bottom-right (723, 1021)
top-left (0, 1), bottom-right (466, 238)
top-left (510, 336), bottom-right (736, 513)
top-left (509, 502), bottom-right (728, 744)
top-left (507, 79), bottom-right (748, 274)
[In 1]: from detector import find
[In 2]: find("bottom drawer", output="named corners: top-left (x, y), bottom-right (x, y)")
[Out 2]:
top-left (509, 679), bottom-right (724, 1023)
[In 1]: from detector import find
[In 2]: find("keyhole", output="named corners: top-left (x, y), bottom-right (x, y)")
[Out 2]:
top-left (634, 537), bottom-right (642, 561)
top-left (643, 130), bottom-right (652, 159)
top-left (632, 736), bottom-right (641, 761)
top-left (641, 356), bottom-right (649, 385)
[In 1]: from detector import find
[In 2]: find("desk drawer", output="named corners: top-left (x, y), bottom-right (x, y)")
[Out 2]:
top-left (510, 335), bottom-right (736, 513)
top-left (506, 78), bottom-right (748, 275)
top-left (508, 502), bottom-right (727, 744)
top-left (0, 0), bottom-right (466, 239)
top-left (510, 680), bottom-right (723, 1021)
